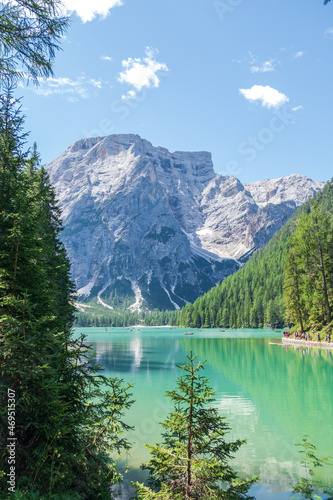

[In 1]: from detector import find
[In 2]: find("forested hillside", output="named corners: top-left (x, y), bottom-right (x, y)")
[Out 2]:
top-left (284, 200), bottom-right (333, 334)
top-left (178, 180), bottom-right (333, 329)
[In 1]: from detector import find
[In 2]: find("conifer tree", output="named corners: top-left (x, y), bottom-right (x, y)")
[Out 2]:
top-left (284, 249), bottom-right (307, 333)
top-left (0, 4), bottom-right (134, 497)
top-left (0, 88), bottom-right (134, 499)
top-left (0, 0), bottom-right (69, 85)
top-left (284, 204), bottom-right (333, 332)
top-left (134, 352), bottom-right (257, 500)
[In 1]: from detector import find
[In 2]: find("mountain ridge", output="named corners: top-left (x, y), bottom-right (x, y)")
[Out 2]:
top-left (178, 179), bottom-right (333, 329)
top-left (46, 134), bottom-right (324, 311)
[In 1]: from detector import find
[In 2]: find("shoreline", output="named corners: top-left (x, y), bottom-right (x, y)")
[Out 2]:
top-left (282, 337), bottom-right (333, 349)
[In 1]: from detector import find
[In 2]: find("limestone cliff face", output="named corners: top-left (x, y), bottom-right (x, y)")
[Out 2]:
top-left (46, 134), bottom-right (324, 311)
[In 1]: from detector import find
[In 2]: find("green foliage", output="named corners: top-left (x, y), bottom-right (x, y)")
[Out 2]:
top-left (292, 436), bottom-right (333, 500)
top-left (284, 249), bottom-right (307, 333)
top-left (133, 352), bottom-right (257, 499)
top-left (284, 203), bottom-right (333, 334)
top-left (75, 306), bottom-right (179, 328)
top-left (100, 278), bottom-right (136, 309)
top-left (0, 88), bottom-right (134, 499)
top-left (0, 0), bottom-right (70, 85)
top-left (178, 180), bottom-right (333, 330)
top-left (10, 491), bottom-right (81, 499)
top-left (178, 223), bottom-right (290, 329)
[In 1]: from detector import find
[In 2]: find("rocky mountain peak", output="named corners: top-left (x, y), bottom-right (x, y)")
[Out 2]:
top-left (244, 174), bottom-right (323, 208)
top-left (46, 134), bottom-right (324, 311)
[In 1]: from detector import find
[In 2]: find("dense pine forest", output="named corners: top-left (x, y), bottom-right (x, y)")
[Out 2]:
top-left (75, 308), bottom-right (179, 327)
top-left (284, 198), bottom-right (333, 335)
top-left (178, 180), bottom-right (333, 332)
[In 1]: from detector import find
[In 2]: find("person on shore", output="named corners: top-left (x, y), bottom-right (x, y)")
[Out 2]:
top-left (317, 333), bottom-right (321, 342)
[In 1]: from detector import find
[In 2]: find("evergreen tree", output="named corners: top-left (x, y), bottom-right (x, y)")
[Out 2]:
top-left (0, 4), bottom-right (135, 497)
top-left (0, 89), bottom-right (134, 498)
top-left (284, 249), bottom-right (307, 333)
top-left (134, 352), bottom-right (257, 500)
top-left (0, 0), bottom-right (69, 85)
top-left (284, 203), bottom-right (333, 333)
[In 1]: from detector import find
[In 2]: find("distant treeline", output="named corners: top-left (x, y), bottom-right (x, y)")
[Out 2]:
top-left (75, 309), bottom-right (179, 327)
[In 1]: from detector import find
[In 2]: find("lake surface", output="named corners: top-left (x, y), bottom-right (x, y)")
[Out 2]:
top-left (74, 327), bottom-right (333, 499)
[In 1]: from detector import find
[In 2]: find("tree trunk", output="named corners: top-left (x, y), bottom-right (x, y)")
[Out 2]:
top-left (315, 217), bottom-right (331, 324)
top-left (293, 253), bottom-right (305, 333)
top-left (318, 241), bottom-right (331, 323)
top-left (186, 359), bottom-right (194, 500)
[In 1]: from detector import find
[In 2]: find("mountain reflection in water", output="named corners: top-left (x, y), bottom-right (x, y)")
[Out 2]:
top-left (79, 327), bottom-right (333, 498)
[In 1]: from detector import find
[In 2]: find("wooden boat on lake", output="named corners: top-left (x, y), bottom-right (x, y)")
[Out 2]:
top-left (184, 332), bottom-right (194, 335)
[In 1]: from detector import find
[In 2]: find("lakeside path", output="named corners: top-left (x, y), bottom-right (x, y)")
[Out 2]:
top-left (282, 337), bottom-right (333, 349)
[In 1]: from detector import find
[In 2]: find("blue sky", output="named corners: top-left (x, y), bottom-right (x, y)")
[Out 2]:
top-left (18, 0), bottom-right (333, 183)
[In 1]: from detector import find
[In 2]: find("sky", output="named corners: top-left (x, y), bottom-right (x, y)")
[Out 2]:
top-left (17, 0), bottom-right (333, 184)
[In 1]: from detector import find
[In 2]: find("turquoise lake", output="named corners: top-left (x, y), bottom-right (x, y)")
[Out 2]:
top-left (74, 327), bottom-right (333, 499)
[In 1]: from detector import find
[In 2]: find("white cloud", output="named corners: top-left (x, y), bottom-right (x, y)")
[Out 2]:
top-left (121, 90), bottom-right (137, 100)
top-left (118, 47), bottom-right (168, 99)
top-left (239, 85), bottom-right (289, 109)
top-left (293, 51), bottom-right (304, 59)
top-left (100, 55), bottom-right (113, 62)
top-left (61, 0), bottom-right (122, 23)
top-left (250, 60), bottom-right (275, 73)
top-left (89, 78), bottom-right (103, 89)
top-left (33, 75), bottom-right (106, 101)
top-left (324, 28), bottom-right (333, 38)
top-left (291, 105), bottom-right (304, 112)
top-left (3, 0), bottom-right (122, 24)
